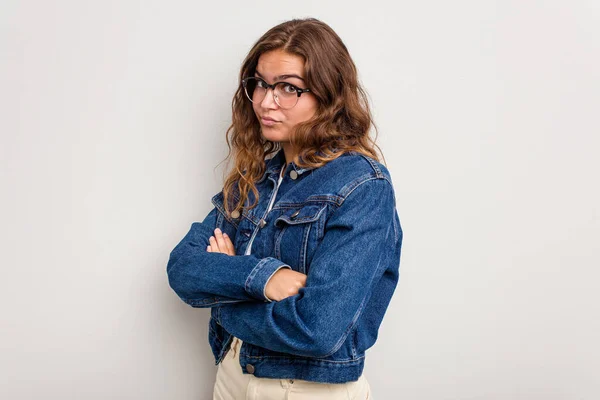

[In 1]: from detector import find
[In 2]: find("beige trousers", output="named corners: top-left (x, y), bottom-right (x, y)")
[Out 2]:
top-left (213, 337), bottom-right (371, 400)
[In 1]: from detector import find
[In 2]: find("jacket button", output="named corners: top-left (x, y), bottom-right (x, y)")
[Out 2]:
top-left (246, 364), bottom-right (255, 374)
top-left (259, 219), bottom-right (267, 228)
top-left (290, 170), bottom-right (298, 180)
top-left (290, 210), bottom-right (300, 220)
top-left (231, 210), bottom-right (240, 219)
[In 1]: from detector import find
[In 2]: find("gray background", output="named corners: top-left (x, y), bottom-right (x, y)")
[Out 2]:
top-left (1, 1), bottom-right (599, 399)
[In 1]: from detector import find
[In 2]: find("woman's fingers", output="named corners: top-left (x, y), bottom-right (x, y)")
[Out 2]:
top-left (209, 236), bottom-right (219, 252)
top-left (214, 228), bottom-right (228, 254)
top-left (208, 229), bottom-right (236, 255)
top-left (223, 233), bottom-right (236, 256)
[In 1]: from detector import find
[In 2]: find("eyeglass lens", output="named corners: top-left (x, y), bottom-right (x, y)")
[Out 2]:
top-left (244, 78), bottom-right (300, 109)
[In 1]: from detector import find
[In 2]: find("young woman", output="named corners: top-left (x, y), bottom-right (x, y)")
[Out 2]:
top-left (167, 18), bottom-right (403, 399)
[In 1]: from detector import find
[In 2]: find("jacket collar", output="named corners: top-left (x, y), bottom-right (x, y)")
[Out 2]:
top-left (264, 149), bottom-right (314, 179)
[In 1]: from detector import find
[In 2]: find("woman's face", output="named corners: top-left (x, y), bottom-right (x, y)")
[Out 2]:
top-left (252, 49), bottom-right (318, 156)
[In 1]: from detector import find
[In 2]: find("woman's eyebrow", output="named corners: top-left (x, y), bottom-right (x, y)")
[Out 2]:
top-left (277, 74), bottom-right (305, 81)
top-left (255, 70), bottom-right (305, 81)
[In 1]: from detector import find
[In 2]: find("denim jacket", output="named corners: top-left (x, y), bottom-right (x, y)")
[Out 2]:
top-left (167, 150), bottom-right (402, 383)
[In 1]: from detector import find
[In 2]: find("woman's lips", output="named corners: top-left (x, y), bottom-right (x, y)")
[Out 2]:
top-left (261, 117), bottom-right (280, 126)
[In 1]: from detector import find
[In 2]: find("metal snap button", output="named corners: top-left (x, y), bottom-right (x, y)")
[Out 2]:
top-left (246, 364), bottom-right (255, 374)
top-left (290, 170), bottom-right (298, 180)
top-left (290, 210), bottom-right (300, 220)
top-left (259, 219), bottom-right (267, 228)
top-left (231, 210), bottom-right (240, 219)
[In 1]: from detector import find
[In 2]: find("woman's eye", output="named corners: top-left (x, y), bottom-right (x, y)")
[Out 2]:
top-left (282, 83), bottom-right (297, 93)
top-left (257, 79), bottom-right (268, 88)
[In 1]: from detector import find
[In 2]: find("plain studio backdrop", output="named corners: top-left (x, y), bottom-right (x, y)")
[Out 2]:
top-left (1, 1), bottom-right (599, 399)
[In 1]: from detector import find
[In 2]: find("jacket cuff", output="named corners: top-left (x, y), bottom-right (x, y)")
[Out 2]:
top-left (245, 257), bottom-right (290, 301)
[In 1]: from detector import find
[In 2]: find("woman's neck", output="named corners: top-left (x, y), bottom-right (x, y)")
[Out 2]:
top-left (281, 143), bottom-right (296, 172)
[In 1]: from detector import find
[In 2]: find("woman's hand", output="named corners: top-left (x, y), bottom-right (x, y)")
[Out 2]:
top-left (265, 268), bottom-right (307, 301)
top-left (207, 228), bottom-right (236, 256)
top-left (207, 227), bottom-right (306, 300)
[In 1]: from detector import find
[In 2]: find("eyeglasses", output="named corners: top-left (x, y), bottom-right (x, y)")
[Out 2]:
top-left (241, 77), bottom-right (311, 110)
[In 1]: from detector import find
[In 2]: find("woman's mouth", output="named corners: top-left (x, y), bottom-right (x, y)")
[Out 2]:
top-left (261, 116), bottom-right (280, 126)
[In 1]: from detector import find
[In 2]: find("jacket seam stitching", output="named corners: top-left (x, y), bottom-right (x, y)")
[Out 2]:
top-left (242, 355), bottom-right (366, 363)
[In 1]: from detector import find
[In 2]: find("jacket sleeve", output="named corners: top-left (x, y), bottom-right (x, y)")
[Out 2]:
top-left (217, 178), bottom-right (402, 357)
top-left (166, 205), bottom-right (290, 308)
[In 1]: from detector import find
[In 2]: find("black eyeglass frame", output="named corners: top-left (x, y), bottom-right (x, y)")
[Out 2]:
top-left (241, 77), bottom-right (311, 108)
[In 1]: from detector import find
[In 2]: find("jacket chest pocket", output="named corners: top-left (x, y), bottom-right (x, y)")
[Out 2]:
top-left (273, 203), bottom-right (328, 274)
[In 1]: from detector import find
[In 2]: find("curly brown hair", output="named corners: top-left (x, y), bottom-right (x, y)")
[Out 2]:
top-left (222, 18), bottom-right (382, 214)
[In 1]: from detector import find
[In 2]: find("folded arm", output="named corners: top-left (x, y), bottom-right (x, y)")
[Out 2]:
top-left (217, 178), bottom-right (402, 358)
top-left (166, 207), bottom-right (290, 307)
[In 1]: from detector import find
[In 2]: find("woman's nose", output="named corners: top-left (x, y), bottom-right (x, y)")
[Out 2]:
top-left (260, 87), bottom-right (279, 109)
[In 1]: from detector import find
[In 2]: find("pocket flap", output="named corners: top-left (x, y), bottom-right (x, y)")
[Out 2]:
top-left (275, 204), bottom-right (327, 226)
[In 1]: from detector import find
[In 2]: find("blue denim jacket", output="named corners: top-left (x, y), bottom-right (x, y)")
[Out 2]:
top-left (167, 150), bottom-right (402, 383)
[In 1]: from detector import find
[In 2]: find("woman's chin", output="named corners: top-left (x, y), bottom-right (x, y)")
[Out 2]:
top-left (261, 129), bottom-right (290, 143)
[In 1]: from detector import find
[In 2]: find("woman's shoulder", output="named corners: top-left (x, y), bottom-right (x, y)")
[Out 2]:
top-left (311, 152), bottom-right (394, 201)
top-left (336, 152), bottom-right (390, 176)
top-left (320, 151), bottom-right (392, 182)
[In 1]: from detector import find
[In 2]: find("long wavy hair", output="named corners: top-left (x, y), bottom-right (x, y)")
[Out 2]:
top-left (222, 18), bottom-right (382, 214)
